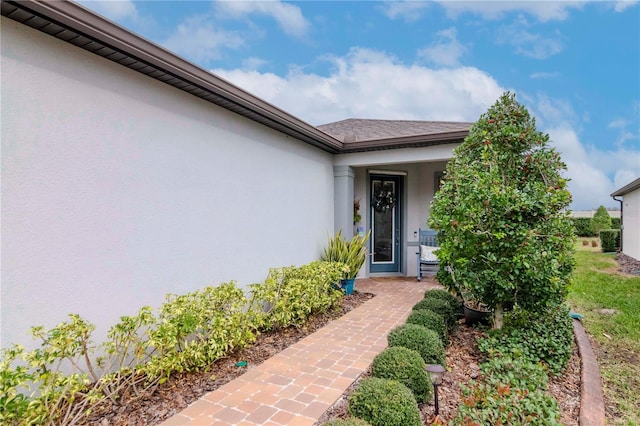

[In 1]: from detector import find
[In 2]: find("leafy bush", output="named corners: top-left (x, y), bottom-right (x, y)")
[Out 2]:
top-left (423, 289), bottom-right (463, 315)
top-left (452, 382), bottom-right (562, 425)
top-left (412, 298), bottom-right (457, 332)
top-left (478, 304), bottom-right (574, 375)
top-left (480, 354), bottom-right (549, 391)
top-left (572, 217), bottom-right (596, 237)
top-left (452, 353), bottom-right (560, 425)
top-left (387, 324), bottom-right (445, 365)
top-left (347, 378), bottom-right (421, 426)
top-left (429, 92), bottom-right (575, 329)
top-left (320, 230), bottom-right (370, 279)
top-left (406, 309), bottom-right (448, 345)
top-left (600, 229), bottom-right (620, 253)
top-left (323, 418), bottom-right (371, 426)
top-left (590, 205), bottom-right (612, 235)
top-left (249, 261), bottom-right (345, 329)
top-left (0, 261), bottom-right (348, 424)
top-left (371, 347), bottom-right (432, 403)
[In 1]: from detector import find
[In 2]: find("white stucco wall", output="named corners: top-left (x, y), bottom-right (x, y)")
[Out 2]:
top-left (1, 18), bottom-right (334, 349)
top-left (621, 189), bottom-right (640, 260)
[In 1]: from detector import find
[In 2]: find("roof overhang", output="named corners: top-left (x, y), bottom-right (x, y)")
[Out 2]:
top-left (1, 0), bottom-right (343, 153)
top-left (339, 130), bottom-right (469, 153)
top-left (611, 177), bottom-right (640, 197)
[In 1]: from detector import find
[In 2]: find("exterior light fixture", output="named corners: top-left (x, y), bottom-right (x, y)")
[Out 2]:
top-left (426, 364), bottom-right (446, 415)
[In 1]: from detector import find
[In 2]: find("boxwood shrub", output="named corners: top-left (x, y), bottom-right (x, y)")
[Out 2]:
top-left (347, 378), bottom-right (421, 426)
top-left (478, 304), bottom-right (574, 375)
top-left (322, 418), bottom-right (371, 426)
top-left (412, 298), bottom-right (457, 332)
top-left (371, 347), bottom-right (432, 403)
top-left (387, 323), bottom-right (445, 365)
top-left (423, 289), bottom-right (463, 315)
top-left (600, 229), bottom-right (620, 253)
top-left (405, 309), bottom-right (448, 345)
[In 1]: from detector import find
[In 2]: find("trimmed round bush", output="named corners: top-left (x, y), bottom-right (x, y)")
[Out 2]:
top-left (371, 347), bottom-right (432, 403)
top-left (387, 323), bottom-right (445, 365)
top-left (423, 289), bottom-right (463, 315)
top-left (323, 418), bottom-right (371, 426)
top-left (406, 309), bottom-right (448, 345)
top-left (412, 298), bottom-right (457, 332)
top-left (347, 378), bottom-right (421, 426)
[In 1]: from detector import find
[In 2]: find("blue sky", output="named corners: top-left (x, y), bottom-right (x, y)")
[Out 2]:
top-left (80, 0), bottom-right (639, 210)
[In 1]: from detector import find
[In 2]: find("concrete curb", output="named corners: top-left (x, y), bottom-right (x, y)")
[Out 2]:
top-left (573, 319), bottom-right (606, 426)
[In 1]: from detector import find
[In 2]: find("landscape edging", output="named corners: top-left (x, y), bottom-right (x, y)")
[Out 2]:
top-left (573, 318), bottom-right (605, 425)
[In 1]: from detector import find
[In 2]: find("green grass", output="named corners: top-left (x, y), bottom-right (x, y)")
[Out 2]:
top-left (568, 248), bottom-right (640, 425)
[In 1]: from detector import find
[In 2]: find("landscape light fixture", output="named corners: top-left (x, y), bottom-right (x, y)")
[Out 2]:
top-left (426, 364), bottom-right (446, 415)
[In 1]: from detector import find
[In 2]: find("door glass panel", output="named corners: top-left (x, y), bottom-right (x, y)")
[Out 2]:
top-left (371, 179), bottom-right (396, 264)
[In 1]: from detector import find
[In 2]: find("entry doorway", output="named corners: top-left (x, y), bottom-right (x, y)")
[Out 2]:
top-left (369, 174), bottom-right (402, 273)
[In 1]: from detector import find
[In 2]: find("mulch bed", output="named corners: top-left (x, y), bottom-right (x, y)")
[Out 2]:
top-left (84, 291), bottom-right (375, 426)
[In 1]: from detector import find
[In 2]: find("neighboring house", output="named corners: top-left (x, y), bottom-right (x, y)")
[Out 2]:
top-left (571, 210), bottom-right (621, 219)
top-left (611, 178), bottom-right (640, 261)
top-left (0, 1), bottom-right (469, 349)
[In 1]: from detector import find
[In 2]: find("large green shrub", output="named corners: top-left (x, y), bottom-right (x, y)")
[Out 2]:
top-left (571, 217), bottom-right (596, 237)
top-left (347, 378), bottom-right (421, 426)
top-left (590, 205), bottom-right (612, 235)
top-left (406, 309), bottom-right (448, 345)
top-left (611, 217), bottom-right (621, 229)
top-left (478, 304), bottom-right (574, 375)
top-left (387, 323), bottom-right (445, 365)
top-left (412, 298), bottom-right (457, 332)
top-left (600, 229), bottom-right (621, 253)
top-left (371, 347), bottom-right (432, 403)
top-left (429, 92), bottom-right (575, 329)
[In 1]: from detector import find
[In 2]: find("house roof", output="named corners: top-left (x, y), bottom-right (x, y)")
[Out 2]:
top-left (611, 177), bottom-right (640, 197)
top-left (317, 119), bottom-right (472, 153)
top-left (2, 0), bottom-right (471, 155)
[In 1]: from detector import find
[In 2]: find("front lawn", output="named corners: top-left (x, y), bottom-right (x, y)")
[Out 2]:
top-left (567, 248), bottom-right (640, 425)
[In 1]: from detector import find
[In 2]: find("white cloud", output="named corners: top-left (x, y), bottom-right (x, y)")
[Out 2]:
top-left (78, 0), bottom-right (138, 21)
top-left (380, 1), bottom-right (431, 22)
top-left (215, 0), bottom-right (310, 37)
top-left (418, 27), bottom-right (467, 67)
top-left (162, 16), bottom-right (244, 63)
top-left (212, 48), bottom-right (504, 125)
top-left (530, 72), bottom-right (560, 79)
top-left (241, 57), bottom-right (269, 70)
top-left (496, 19), bottom-right (564, 59)
top-left (435, 0), bottom-right (586, 22)
top-left (613, 0), bottom-right (639, 12)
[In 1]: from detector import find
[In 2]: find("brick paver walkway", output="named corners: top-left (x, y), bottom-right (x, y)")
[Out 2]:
top-left (160, 277), bottom-right (437, 426)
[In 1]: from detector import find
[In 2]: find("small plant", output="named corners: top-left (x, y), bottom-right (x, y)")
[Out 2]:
top-left (406, 309), bottom-right (448, 345)
top-left (478, 304), bottom-right (574, 375)
top-left (323, 418), bottom-right (371, 426)
top-left (591, 239), bottom-right (598, 247)
top-left (582, 239), bottom-right (589, 246)
top-left (480, 354), bottom-right (549, 391)
top-left (371, 347), bottom-right (433, 403)
top-left (321, 230), bottom-right (370, 279)
top-left (412, 298), bottom-right (457, 332)
top-left (347, 378), bottom-right (421, 426)
top-left (600, 229), bottom-right (620, 253)
top-left (387, 324), bottom-right (445, 365)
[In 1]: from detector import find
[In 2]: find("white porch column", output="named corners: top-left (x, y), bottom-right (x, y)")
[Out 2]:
top-left (334, 165), bottom-right (354, 237)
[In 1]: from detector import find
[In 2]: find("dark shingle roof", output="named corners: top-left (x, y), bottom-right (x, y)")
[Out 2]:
top-left (317, 118), bottom-right (473, 142)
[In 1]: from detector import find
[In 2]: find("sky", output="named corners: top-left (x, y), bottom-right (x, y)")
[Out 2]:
top-left (79, 0), bottom-right (639, 210)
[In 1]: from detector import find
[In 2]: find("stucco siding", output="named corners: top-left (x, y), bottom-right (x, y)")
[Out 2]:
top-left (622, 189), bottom-right (640, 260)
top-left (1, 18), bottom-right (334, 348)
